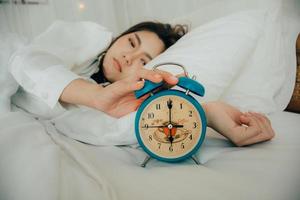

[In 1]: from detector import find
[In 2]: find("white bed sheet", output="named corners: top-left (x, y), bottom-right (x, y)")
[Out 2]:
top-left (0, 108), bottom-right (299, 200)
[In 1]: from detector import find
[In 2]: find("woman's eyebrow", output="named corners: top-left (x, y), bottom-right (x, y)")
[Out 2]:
top-left (134, 33), bottom-right (153, 60)
top-left (134, 33), bottom-right (141, 46)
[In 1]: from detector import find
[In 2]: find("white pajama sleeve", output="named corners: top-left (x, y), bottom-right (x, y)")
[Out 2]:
top-left (9, 48), bottom-right (80, 109)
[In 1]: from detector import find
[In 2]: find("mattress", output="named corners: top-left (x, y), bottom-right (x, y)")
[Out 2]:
top-left (0, 109), bottom-right (299, 200)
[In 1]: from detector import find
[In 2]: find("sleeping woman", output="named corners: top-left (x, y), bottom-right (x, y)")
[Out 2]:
top-left (9, 21), bottom-right (275, 147)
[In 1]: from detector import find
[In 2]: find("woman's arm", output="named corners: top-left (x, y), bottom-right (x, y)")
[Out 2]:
top-left (59, 78), bottom-right (102, 109)
top-left (202, 101), bottom-right (275, 146)
top-left (59, 78), bottom-right (145, 117)
top-left (9, 49), bottom-right (81, 109)
top-left (59, 68), bottom-right (179, 118)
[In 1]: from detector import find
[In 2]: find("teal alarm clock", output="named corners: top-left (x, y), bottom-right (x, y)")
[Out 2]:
top-left (134, 63), bottom-right (207, 167)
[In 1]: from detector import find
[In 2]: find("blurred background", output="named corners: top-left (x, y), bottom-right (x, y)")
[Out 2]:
top-left (0, 0), bottom-right (212, 39)
top-left (1, 0), bottom-right (299, 40)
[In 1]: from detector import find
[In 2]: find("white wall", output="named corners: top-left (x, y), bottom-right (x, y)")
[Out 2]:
top-left (0, 0), bottom-right (216, 40)
top-left (0, 0), bottom-right (299, 40)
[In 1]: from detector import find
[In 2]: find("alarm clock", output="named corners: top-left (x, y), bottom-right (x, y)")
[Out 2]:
top-left (134, 62), bottom-right (207, 167)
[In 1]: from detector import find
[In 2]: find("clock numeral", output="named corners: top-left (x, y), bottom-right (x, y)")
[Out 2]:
top-left (142, 124), bottom-right (149, 129)
top-left (149, 135), bottom-right (152, 141)
top-left (169, 145), bottom-right (173, 152)
top-left (155, 104), bottom-right (161, 110)
top-left (181, 142), bottom-right (185, 149)
top-left (189, 134), bottom-right (193, 140)
top-left (147, 112), bottom-right (155, 119)
top-left (180, 103), bottom-right (183, 109)
top-left (193, 122), bottom-right (198, 128)
top-left (157, 143), bottom-right (161, 149)
top-left (189, 110), bottom-right (193, 117)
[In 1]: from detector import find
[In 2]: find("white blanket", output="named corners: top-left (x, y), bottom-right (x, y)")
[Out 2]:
top-left (0, 108), bottom-right (299, 200)
top-left (0, 110), bottom-right (117, 200)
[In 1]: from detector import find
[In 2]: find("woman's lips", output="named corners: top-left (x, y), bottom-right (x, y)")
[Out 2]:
top-left (113, 58), bottom-right (122, 72)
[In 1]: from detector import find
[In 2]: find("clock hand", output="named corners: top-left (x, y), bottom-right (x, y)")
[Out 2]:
top-left (167, 98), bottom-right (173, 124)
top-left (142, 125), bottom-right (183, 128)
top-left (167, 99), bottom-right (174, 144)
top-left (168, 128), bottom-right (174, 145)
top-left (172, 125), bottom-right (184, 128)
top-left (142, 125), bottom-right (167, 128)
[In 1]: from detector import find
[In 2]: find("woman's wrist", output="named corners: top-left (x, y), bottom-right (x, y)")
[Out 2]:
top-left (202, 101), bottom-right (214, 128)
top-left (60, 78), bottom-right (104, 109)
top-left (90, 84), bottom-right (107, 110)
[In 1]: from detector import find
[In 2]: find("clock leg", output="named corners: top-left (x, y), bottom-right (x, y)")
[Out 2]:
top-left (141, 155), bottom-right (151, 167)
top-left (191, 156), bottom-right (200, 165)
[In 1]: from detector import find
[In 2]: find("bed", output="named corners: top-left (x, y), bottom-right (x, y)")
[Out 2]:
top-left (0, 0), bottom-right (299, 200)
top-left (0, 107), bottom-right (300, 200)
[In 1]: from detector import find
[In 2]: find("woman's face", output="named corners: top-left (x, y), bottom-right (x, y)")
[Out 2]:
top-left (102, 30), bottom-right (165, 82)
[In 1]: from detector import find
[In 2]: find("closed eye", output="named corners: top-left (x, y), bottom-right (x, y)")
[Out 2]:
top-left (129, 38), bottom-right (135, 48)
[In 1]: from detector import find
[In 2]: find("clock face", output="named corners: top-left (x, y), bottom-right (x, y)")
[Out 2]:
top-left (137, 93), bottom-right (203, 160)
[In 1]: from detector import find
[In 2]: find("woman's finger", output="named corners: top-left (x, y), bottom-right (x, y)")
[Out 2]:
top-left (250, 112), bottom-right (275, 138)
top-left (248, 112), bottom-right (270, 136)
top-left (239, 130), bottom-right (274, 146)
top-left (240, 112), bottom-right (260, 129)
top-left (137, 68), bottom-right (163, 83)
top-left (121, 79), bottom-right (145, 93)
top-left (154, 69), bottom-right (178, 85)
top-left (138, 68), bottom-right (178, 84)
top-left (251, 112), bottom-right (272, 127)
top-left (106, 79), bottom-right (145, 100)
top-left (239, 113), bottom-right (251, 125)
top-left (248, 112), bottom-right (266, 133)
top-left (238, 112), bottom-right (275, 146)
top-left (126, 68), bottom-right (179, 88)
top-left (230, 114), bottom-right (262, 146)
top-left (175, 72), bottom-right (188, 78)
top-left (256, 112), bottom-right (272, 125)
top-left (234, 112), bottom-right (268, 146)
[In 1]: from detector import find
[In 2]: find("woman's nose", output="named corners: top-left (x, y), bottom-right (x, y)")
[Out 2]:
top-left (123, 54), bottom-right (132, 66)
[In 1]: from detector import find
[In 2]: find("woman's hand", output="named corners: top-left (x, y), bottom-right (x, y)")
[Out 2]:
top-left (92, 68), bottom-right (179, 118)
top-left (203, 101), bottom-right (275, 146)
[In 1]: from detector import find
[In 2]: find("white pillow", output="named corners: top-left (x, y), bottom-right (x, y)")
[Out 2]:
top-left (221, 2), bottom-right (293, 114)
top-left (145, 10), bottom-right (266, 103)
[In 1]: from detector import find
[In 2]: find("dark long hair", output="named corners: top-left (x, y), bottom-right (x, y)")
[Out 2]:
top-left (91, 21), bottom-right (188, 83)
